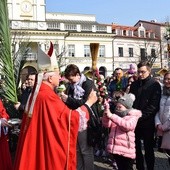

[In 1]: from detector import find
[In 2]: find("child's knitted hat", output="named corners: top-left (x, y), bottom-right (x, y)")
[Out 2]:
top-left (117, 93), bottom-right (135, 109)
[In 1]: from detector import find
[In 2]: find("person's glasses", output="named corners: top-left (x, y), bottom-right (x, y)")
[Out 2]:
top-left (164, 78), bottom-right (170, 81)
top-left (137, 70), bottom-right (147, 74)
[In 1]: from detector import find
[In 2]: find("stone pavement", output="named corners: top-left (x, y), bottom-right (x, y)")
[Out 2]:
top-left (11, 147), bottom-right (169, 170)
top-left (94, 149), bottom-right (170, 170)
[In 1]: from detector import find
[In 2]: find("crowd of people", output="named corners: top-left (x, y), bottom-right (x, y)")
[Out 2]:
top-left (0, 61), bottom-right (170, 170)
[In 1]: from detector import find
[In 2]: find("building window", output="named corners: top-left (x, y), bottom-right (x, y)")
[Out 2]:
top-left (140, 30), bottom-right (145, 37)
top-left (45, 44), bottom-right (49, 50)
top-left (151, 49), bottom-right (156, 58)
top-left (81, 25), bottom-right (92, 31)
top-left (99, 45), bottom-right (105, 57)
top-left (65, 24), bottom-right (77, 30)
top-left (68, 45), bottom-right (75, 57)
top-left (164, 51), bottom-right (168, 59)
top-left (118, 47), bottom-right (123, 57)
top-left (112, 29), bottom-right (116, 34)
top-left (48, 22), bottom-right (60, 29)
top-left (117, 29), bottom-right (122, 36)
top-left (123, 30), bottom-right (126, 36)
top-left (96, 25), bottom-right (107, 32)
top-left (84, 45), bottom-right (90, 57)
top-left (150, 32), bottom-right (155, 39)
top-left (140, 48), bottom-right (146, 61)
top-left (54, 44), bottom-right (59, 55)
top-left (128, 30), bottom-right (133, 36)
top-left (129, 48), bottom-right (133, 57)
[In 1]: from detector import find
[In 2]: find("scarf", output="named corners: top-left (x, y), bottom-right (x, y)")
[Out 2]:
top-left (73, 74), bottom-right (86, 99)
top-left (116, 80), bottom-right (122, 91)
top-left (114, 109), bottom-right (131, 117)
top-left (163, 86), bottom-right (170, 96)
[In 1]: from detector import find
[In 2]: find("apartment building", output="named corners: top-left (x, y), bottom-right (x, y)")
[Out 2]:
top-left (135, 20), bottom-right (170, 69)
top-left (7, 0), bottom-right (168, 79)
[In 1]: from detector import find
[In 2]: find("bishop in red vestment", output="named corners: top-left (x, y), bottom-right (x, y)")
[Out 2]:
top-left (14, 70), bottom-right (97, 170)
top-left (0, 100), bottom-right (13, 170)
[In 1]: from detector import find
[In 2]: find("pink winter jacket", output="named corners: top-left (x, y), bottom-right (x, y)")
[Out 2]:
top-left (102, 109), bottom-right (141, 159)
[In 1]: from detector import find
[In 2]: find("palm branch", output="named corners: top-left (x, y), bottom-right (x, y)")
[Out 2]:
top-left (0, 0), bottom-right (17, 103)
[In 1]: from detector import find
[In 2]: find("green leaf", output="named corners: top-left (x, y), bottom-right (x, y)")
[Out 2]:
top-left (0, 0), bottom-right (17, 103)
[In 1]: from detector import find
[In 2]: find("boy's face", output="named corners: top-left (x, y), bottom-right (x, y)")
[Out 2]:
top-left (67, 73), bottom-right (80, 84)
top-left (115, 103), bottom-right (127, 111)
top-left (137, 66), bottom-right (150, 80)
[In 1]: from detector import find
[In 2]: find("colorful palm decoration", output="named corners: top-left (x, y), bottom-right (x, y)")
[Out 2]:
top-left (90, 43), bottom-right (99, 71)
top-left (90, 43), bottom-right (108, 101)
top-left (0, 0), bottom-right (17, 103)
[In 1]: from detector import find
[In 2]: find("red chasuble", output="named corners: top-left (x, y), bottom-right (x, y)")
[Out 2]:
top-left (14, 83), bottom-right (82, 170)
top-left (0, 100), bottom-right (13, 170)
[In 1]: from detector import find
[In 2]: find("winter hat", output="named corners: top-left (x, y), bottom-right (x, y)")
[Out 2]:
top-left (127, 63), bottom-right (137, 74)
top-left (117, 93), bottom-right (135, 109)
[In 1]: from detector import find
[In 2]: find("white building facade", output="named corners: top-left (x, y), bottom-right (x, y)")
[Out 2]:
top-left (7, 0), bottom-right (169, 80)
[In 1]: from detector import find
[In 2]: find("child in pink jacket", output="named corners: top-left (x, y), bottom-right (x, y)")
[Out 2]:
top-left (102, 93), bottom-right (141, 170)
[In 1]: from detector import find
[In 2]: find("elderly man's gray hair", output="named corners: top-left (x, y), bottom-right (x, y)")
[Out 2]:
top-left (42, 72), bottom-right (56, 80)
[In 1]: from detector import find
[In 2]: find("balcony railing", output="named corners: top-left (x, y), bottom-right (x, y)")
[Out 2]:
top-left (65, 57), bottom-right (112, 64)
top-left (22, 53), bottom-right (37, 61)
top-left (47, 22), bottom-right (60, 29)
top-left (10, 20), bottom-right (112, 33)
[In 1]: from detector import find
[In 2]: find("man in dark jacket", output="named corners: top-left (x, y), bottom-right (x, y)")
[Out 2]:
top-left (14, 72), bottom-right (37, 117)
top-left (129, 61), bottom-right (161, 170)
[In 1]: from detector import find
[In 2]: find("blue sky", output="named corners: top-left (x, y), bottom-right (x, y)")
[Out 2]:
top-left (46, 0), bottom-right (170, 26)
